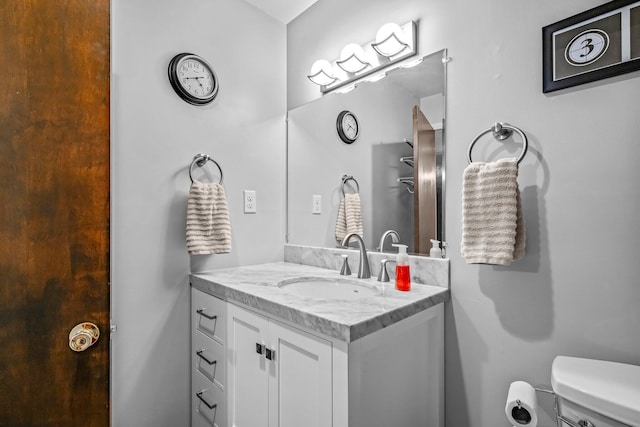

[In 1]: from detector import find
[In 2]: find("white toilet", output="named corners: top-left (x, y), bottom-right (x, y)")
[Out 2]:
top-left (551, 356), bottom-right (640, 427)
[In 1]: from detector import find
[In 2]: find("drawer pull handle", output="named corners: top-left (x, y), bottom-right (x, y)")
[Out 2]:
top-left (196, 309), bottom-right (217, 320)
top-left (265, 347), bottom-right (275, 361)
top-left (256, 343), bottom-right (264, 355)
top-left (196, 391), bottom-right (217, 410)
top-left (196, 350), bottom-right (217, 366)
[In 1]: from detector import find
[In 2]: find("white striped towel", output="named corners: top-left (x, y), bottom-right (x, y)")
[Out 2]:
top-left (186, 181), bottom-right (232, 255)
top-left (461, 158), bottom-right (525, 265)
top-left (335, 192), bottom-right (364, 242)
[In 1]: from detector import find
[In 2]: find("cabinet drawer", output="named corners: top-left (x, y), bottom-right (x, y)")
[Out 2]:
top-left (192, 289), bottom-right (226, 344)
top-left (193, 371), bottom-right (226, 427)
top-left (193, 330), bottom-right (225, 389)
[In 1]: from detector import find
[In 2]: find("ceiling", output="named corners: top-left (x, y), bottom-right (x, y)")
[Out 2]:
top-left (243, 0), bottom-right (318, 23)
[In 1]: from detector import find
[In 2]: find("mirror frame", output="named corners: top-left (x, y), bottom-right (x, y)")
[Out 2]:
top-left (286, 49), bottom-right (448, 256)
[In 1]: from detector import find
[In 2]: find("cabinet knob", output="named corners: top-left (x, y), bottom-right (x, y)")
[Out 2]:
top-left (265, 347), bottom-right (275, 361)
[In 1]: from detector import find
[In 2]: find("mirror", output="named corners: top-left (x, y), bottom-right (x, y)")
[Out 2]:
top-left (287, 49), bottom-right (447, 255)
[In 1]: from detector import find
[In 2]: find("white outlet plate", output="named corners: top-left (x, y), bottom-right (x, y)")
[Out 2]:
top-left (243, 190), bottom-right (256, 213)
top-left (312, 195), bottom-right (321, 214)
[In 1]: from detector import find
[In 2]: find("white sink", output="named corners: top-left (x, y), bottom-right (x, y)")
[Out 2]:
top-left (278, 277), bottom-right (379, 300)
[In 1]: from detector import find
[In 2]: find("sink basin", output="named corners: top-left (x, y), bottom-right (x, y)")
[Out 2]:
top-left (278, 277), bottom-right (379, 300)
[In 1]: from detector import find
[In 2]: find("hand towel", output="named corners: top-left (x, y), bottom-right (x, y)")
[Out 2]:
top-left (335, 192), bottom-right (364, 242)
top-left (461, 158), bottom-right (525, 265)
top-left (186, 181), bottom-right (232, 255)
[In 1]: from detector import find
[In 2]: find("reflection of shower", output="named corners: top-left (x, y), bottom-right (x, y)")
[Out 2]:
top-left (386, 108), bottom-right (444, 255)
top-left (397, 140), bottom-right (415, 193)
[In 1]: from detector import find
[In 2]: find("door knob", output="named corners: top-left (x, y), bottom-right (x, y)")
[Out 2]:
top-left (69, 322), bottom-right (100, 352)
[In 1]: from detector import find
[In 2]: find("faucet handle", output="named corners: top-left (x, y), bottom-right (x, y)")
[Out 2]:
top-left (377, 259), bottom-right (396, 282)
top-left (339, 254), bottom-right (352, 276)
top-left (440, 241), bottom-right (448, 258)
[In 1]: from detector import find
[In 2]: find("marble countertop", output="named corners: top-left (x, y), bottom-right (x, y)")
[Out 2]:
top-left (190, 262), bottom-right (450, 342)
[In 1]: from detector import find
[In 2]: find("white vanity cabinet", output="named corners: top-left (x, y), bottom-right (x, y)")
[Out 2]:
top-left (223, 301), bottom-right (444, 427)
top-left (191, 288), bottom-right (227, 427)
top-left (191, 271), bottom-right (446, 427)
top-left (226, 302), bottom-right (333, 427)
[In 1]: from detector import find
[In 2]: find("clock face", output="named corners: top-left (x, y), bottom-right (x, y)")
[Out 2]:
top-left (168, 53), bottom-right (219, 105)
top-left (337, 110), bottom-right (359, 143)
top-left (342, 114), bottom-right (358, 139)
top-left (177, 57), bottom-right (216, 98)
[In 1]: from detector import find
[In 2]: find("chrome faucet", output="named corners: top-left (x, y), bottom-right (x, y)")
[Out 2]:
top-left (341, 233), bottom-right (371, 279)
top-left (378, 230), bottom-right (400, 252)
top-left (377, 259), bottom-right (396, 282)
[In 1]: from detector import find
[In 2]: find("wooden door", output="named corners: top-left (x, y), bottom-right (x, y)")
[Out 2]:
top-left (413, 106), bottom-right (437, 255)
top-left (268, 320), bottom-right (332, 427)
top-left (0, 1), bottom-right (110, 426)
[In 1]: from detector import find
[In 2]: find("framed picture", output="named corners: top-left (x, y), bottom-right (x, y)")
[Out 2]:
top-left (542, 0), bottom-right (640, 93)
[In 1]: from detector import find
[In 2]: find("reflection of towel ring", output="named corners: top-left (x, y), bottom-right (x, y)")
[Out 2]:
top-left (467, 122), bottom-right (528, 165)
top-left (189, 153), bottom-right (223, 184)
top-left (341, 174), bottom-right (360, 196)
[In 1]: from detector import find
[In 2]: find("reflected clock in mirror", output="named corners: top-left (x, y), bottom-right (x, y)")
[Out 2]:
top-left (336, 110), bottom-right (359, 144)
top-left (287, 49), bottom-right (448, 255)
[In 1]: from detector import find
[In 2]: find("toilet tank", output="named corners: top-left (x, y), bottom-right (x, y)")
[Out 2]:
top-left (552, 356), bottom-right (640, 427)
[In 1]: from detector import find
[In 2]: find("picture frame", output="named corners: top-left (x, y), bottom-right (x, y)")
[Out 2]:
top-left (542, 0), bottom-right (640, 93)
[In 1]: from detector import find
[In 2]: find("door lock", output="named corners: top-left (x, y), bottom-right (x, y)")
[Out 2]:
top-left (69, 322), bottom-right (100, 352)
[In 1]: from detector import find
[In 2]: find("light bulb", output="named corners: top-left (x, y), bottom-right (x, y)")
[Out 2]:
top-left (336, 43), bottom-right (370, 73)
top-left (307, 59), bottom-right (337, 86)
top-left (372, 23), bottom-right (408, 57)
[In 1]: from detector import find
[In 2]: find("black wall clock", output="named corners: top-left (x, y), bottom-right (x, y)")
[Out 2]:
top-left (168, 53), bottom-right (219, 105)
top-left (336, 110), bottom-right (359, 144)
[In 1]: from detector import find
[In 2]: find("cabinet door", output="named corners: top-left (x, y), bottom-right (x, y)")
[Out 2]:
top-left (268, 320), bottom-right (333, 427)
top-left (227, 303), bottom-right (270, 427)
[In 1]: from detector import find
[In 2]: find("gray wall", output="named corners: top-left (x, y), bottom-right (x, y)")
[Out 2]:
top-left (111, 0), bottom-right (285, 425)
top-left (288, 1), bottom-right (640, 426)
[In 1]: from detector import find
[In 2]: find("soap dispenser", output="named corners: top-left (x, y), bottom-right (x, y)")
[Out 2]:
top-left (429, 239), bottom-right (442, 258)
top-left (392, 244), bottom-right (410, 291)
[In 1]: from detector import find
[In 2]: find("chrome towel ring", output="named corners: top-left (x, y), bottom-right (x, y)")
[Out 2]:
top-left (341, 174), bottom-right (360, 196)
top-left (467, 122), bottom-right (528, 165)
top-left (189, 153), bottom-right (223, 184)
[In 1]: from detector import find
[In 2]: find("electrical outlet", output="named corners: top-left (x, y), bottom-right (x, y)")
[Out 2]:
top-left (243, 190), bottom-right (256, 214)
top-left (312, 195), bottom-right (322, 214)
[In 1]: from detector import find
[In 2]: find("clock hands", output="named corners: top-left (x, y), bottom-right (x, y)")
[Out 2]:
top-left (183, 76), bottom-right (207, 90)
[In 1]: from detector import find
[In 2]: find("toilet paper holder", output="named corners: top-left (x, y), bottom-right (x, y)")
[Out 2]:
top-left (524, 387), bottom-right (595, 427)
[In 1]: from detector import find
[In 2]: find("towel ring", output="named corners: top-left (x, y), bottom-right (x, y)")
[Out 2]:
top-left (341, 174), bottom-right (360, 196)
top-left (467, 122), bottom-right (528, 165)
top-left (189, 153), bottom-right (223, 184)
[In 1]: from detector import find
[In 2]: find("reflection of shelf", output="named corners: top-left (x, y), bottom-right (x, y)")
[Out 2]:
top-left (397, 177), bottom-right (414, 193)
top-left (400, 156), bottom-right (414, 167)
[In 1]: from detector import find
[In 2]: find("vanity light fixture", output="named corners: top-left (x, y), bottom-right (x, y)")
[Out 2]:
top-left (307, 21), bottom-right (417, 94)
top-left (334, 83), bottom-right (358, 94)
top-left (372, 23), bottom-right (410, 57)
top-left (307, 59), bottom-right (337, 86)
top-left (336, 43), bottom-right (370, 74)
top-left (399, 57), bottom-right (424, 69)
top-left (365, 71), bottom-right (387, 83)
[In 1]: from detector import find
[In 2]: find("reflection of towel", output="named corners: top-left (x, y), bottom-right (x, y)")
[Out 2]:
top-left (335, 193), bottom-right (364, 242)
top-left (461, 158), bottom-right (525, 265)
top-left (186, 181), bottom-right (232, 255)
